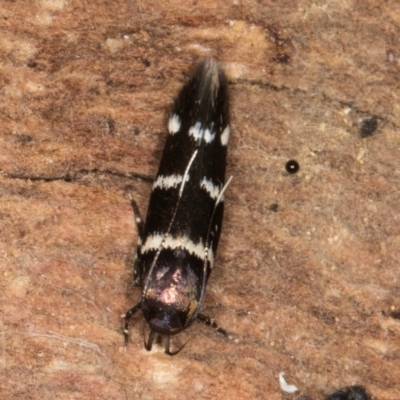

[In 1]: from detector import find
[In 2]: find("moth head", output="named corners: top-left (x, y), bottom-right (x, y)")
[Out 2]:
top-left (142, 258), bottom-right (201, 334)
top-left (142, 299), bottom-right (190, 335)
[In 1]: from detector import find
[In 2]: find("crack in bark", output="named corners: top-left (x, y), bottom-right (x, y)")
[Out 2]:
top-left (1, 168), bottom-right (154, 184)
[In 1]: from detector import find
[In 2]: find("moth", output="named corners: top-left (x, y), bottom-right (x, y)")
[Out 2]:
top-left (123, 59), bottom-right (231, 355)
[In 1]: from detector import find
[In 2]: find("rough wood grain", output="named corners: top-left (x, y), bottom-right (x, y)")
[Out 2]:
top-left (1, 1), bottom-right (399, 399)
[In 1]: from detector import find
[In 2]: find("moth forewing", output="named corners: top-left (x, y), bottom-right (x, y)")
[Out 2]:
top-left (123, 59), bottom-right (230, 354)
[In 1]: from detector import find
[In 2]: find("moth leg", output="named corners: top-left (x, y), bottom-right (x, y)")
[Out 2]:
top-left (144, 329), bottom-right (156, 351)
top-left (130, 199), bottom-right (144, 239)
top-left (130, 199), bottom-right (145, 286)
top-left (197, 313), bottom-right (229, 338)
top-left (123, 302), bottom-right (141, 345)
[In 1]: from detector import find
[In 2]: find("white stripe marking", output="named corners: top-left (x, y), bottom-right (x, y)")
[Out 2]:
top-left (220, 125), bottom-right (230, 146)
top-left (168, 114), bottom-right (181, 135)
top-left (179, 150), bottom-right (197, 197)
top-left (153, 174), bottom-right (188, 190)
top-left (141, 234), bottom-right (164, 253)
top-left (141, 233), bottom-right (215, 268)
top-left (200, 177), bottom-right (221, 199)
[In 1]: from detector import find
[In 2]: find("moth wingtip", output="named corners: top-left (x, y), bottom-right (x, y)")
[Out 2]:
top-left (201, 57), bottom-right (220, 71)
top-left (192, 57), bottom-right (225, 82)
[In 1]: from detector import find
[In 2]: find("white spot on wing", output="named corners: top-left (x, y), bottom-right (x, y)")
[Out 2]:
top-left (189, 121), bottom-right (203, 143)
top-left (141, 233), bottom-right (215, 268)
top-left (188, 122), bottom-right (216, 145)
top-left (168, 114), bottom-right (181, 135)
top-left (204, 128), bottom-right (216, 143)
top-left (220, 125), bottom-right (230, 146)
top-left (153, 174), bottom-right (188, 190)
top-left (278, 372), bottom-right (298, 394)
top-left (200, 177), bottom-right (221, 200)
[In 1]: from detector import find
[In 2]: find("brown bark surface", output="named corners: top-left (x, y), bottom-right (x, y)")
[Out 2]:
top-left (1, 1), bottom-right (399, 399)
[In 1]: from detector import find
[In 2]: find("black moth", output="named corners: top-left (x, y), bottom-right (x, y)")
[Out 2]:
top-left (123, 59), bottom-right (231, 355)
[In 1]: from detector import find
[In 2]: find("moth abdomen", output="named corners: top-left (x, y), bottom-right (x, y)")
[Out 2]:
top-left (124, 58), bottom-right (230, 355)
